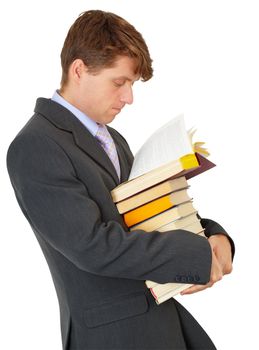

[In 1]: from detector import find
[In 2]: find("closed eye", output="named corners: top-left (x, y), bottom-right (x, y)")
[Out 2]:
top-left (114, 79), bottom-right (126, 87)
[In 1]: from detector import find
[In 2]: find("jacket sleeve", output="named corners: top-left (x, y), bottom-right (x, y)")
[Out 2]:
top-left (7, 132), bottom-right (212, 285)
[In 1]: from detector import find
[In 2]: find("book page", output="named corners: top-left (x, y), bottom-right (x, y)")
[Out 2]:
top-left (129, 114), bottom-right (193, 180)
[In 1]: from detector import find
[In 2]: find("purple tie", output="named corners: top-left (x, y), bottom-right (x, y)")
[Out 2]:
top-left (96, 124), bottom-right (121, 180)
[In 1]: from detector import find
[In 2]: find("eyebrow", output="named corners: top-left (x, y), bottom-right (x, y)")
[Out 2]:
top-left (113, 76), bottom-right (139, 82)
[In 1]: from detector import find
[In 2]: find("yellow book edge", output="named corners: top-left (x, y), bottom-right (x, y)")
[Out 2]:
top-left (179, 153), bottom-right (199, 169)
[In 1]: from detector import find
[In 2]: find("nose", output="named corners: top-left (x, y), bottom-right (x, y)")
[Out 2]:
top-left (120, 84), bottom-right (134, 105)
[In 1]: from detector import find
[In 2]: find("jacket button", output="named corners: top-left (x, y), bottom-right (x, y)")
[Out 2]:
top-left (175, 275), bottom-right (181, 282)
top-left (187, 276), bottom-right (194, 282)
top-left (194, 275), bottom-right (200, 282)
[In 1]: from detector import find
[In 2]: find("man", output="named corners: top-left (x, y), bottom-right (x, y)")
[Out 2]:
top-left (7, 10), bottom-right (234, 350)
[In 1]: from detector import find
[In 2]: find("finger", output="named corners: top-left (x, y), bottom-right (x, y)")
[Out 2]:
top-left (211, 251), bottom-right (223, 282)
top-left (213, 255), bottom-right (232, 276)
top-left (210, 266), bottom-right (223, 283)
top-left (223, 262), bottom-right (233, 275)
top-left (180, 282), bottom-right (214, 295)
top-left (214, 254), bottom-right (232, 276)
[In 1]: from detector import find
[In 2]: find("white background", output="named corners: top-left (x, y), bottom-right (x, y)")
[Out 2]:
top-left (1, 1), bottom-right (258, 349)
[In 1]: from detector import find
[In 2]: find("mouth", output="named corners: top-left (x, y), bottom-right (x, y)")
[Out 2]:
top-left (112, 107), bottom-right (122, 114)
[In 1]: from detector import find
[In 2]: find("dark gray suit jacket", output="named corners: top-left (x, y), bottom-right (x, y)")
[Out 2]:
top-left (7, 98), bottom-right (232, 349)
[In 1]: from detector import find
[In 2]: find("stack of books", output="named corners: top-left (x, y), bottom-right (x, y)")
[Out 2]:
top-left (111, 115), bottom-right (215, 304)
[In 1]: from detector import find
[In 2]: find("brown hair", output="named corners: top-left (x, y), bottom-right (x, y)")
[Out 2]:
top-left (60, 10), bottom-right (153, 87)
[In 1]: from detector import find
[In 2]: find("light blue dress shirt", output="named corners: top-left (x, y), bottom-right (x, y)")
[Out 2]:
top-left (51, 90), bottom-right (98, 136)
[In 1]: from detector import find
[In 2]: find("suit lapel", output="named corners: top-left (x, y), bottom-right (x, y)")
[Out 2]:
top-left (34, 98), bottom-right (120, 185)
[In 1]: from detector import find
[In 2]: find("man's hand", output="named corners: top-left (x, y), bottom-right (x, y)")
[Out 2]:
top-left (208, 234), bottom-right (233, 275)
top-left (181, 234), bottom-right (233, 295)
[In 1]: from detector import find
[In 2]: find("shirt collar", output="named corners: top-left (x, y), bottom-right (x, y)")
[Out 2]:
top-left (51, 90), bottom-right (99, 136)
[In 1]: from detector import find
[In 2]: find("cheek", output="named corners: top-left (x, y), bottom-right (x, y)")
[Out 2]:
top-left (87, 80), bottom-right (118, 106)
top-left (99, 88), bottom-right (118, 105)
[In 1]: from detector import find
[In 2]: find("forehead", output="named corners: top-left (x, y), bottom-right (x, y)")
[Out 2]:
top-left (102, 56), bottom-right (140, 81)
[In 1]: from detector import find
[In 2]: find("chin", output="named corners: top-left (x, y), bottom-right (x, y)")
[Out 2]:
top-left (107, 116), bottom-right (117, 124)
top-left (109, 112), bottom-right (120, 122)
top-left (99, 116), bottom-right (115, 125)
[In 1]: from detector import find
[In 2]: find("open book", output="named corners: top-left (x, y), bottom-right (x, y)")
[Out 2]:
top-left (111, 114), bottom-right (214, 203)
top-left (129, 114), bottom-right (199, 179)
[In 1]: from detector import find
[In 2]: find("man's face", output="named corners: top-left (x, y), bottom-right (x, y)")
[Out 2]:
top-left (75, 56), bottom-right (140, 124)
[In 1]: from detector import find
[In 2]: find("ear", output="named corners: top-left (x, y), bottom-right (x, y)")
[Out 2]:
top-left (69, 59), bottom-right (88, 83)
